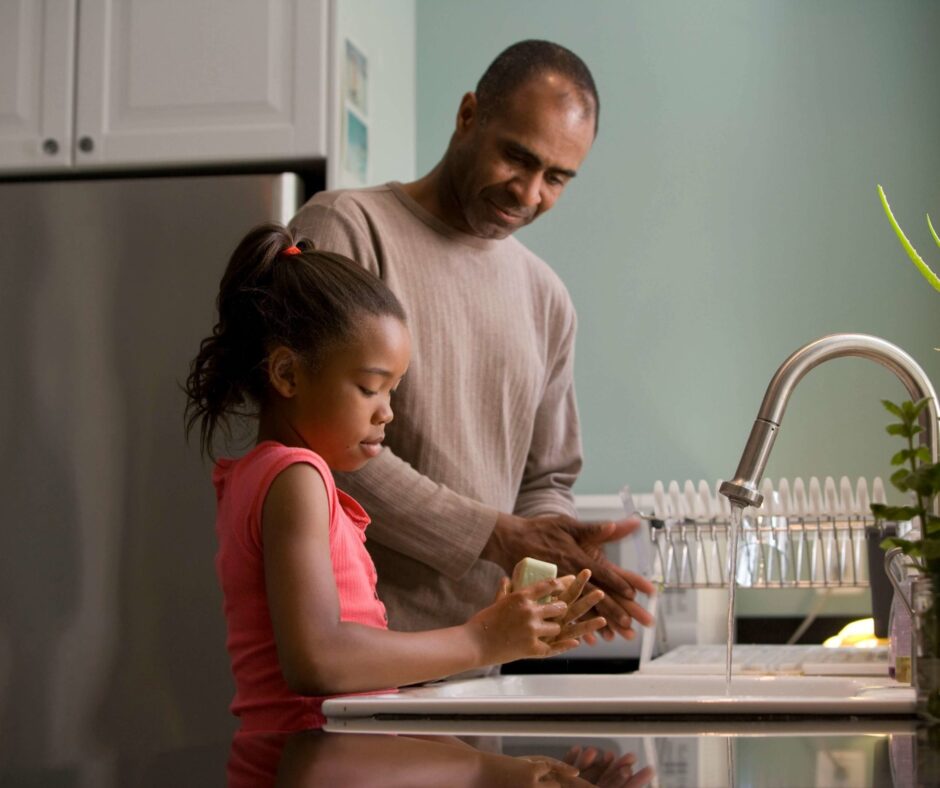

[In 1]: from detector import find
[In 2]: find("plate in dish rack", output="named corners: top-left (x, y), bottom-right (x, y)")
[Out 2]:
top-left (322, 674), bottom-right (916, 719)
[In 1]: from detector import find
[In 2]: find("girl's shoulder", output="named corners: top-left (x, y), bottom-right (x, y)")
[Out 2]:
top-left (213, 441), bottom-right (336, 503)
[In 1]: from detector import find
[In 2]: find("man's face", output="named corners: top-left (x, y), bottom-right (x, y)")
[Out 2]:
top-left (447, 73), bottom-right (595, 240)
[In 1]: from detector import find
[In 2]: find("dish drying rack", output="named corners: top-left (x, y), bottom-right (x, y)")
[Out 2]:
top-left (632, 476), bottom-right (898, 589)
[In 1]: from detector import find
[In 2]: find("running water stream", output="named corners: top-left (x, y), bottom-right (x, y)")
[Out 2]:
top-left (725, 504), bottom-right (745, 694)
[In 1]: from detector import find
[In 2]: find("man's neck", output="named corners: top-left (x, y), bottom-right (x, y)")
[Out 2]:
top-left (400, 164), bottom-right (471, 235)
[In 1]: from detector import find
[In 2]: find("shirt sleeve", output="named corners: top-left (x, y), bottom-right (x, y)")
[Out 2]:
top-left (513, 299), bottom-right (582, 520)
top-left (335, 451), bottom-right (499, 581)
top-left (290, 195), bottom-right (500, 580)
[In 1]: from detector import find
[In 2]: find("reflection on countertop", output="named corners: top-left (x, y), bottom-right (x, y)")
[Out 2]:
top-left (234, 722), bottom-right (937, 788)
top-left (230, 729), bottom-right (652, 788)
top-left (3, 719), bottom-right (940, 786)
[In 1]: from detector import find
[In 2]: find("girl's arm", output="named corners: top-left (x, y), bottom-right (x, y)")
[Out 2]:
top-left (263, 463), bottom-right (601, 696)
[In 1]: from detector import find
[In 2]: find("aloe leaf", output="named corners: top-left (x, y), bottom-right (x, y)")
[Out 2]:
top-left (878, 185), bottom-right (940, 292)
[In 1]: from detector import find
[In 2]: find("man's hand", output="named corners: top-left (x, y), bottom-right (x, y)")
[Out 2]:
top-left (482, 513), bottom-right (655, 643)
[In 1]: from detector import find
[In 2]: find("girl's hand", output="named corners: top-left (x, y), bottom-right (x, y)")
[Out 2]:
top-left (469, 577), bottom-right (575, 665)
top-left (547, 569), bottom-right (607, 649)
top-left (478, 753), bottom-right (581, 788)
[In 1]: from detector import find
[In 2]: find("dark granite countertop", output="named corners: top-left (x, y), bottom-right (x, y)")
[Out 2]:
top-left (6, 716), bottom-right (938, 787)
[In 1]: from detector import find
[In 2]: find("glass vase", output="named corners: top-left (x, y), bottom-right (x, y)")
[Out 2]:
top-left (912, 575), bottom-right (940, 721)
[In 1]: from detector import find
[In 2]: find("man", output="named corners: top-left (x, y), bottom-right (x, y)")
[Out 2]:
top-left (291, 40), bottom-right (653, 644)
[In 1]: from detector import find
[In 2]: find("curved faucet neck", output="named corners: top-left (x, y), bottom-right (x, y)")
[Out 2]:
top-left (722, 333), bottom-right (939, 509)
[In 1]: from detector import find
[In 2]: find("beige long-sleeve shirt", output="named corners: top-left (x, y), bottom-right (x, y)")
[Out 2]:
top-left (290, 183), bottom-right (582, 631)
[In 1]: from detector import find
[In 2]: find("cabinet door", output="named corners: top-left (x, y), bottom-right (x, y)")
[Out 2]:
top-left (74, 0), bottom-right (328, 170)
top-left (0, 0), bottom-right (76, 173)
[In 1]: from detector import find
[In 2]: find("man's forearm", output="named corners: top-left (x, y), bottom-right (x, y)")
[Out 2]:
top-left (335, 448), bottom-right (499, 580)
top-left (514, 486), bottom-right (579, 520)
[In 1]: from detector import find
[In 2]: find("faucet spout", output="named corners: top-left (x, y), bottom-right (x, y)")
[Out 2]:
top-left (719, 333), bottom-right (940, 510)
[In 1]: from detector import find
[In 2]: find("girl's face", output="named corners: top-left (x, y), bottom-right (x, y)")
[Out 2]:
top-left (286, 314), bottom-right (411, 472)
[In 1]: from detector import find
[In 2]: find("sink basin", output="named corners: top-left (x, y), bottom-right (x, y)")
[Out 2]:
top-left (322, 673), bottom-right (915, 719)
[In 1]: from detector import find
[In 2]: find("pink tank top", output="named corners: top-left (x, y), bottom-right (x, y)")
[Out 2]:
top-left (213, 441), bottom-right (388, 732)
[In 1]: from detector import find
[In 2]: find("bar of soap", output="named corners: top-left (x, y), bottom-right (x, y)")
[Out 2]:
top-left (511, 557), bottom-right (558, 603)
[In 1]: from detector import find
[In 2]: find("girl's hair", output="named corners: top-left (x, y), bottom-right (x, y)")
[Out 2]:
top-left (185, 222), bottom-right (406, 457)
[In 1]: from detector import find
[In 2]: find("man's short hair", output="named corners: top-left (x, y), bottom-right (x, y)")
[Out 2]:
top-left (475, 40), bottom-right (599, 134)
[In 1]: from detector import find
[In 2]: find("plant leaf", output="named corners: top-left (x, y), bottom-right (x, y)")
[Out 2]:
top-left (889, 468), bottom-right (911, 491)
top-left (886, 423), bottom-right (923, 438)
top-left (881, 399), bottom-right (904, 418)
top-left (880, 536), bottom-right (922, 557)
top-left (903, 464), bottom-right (940, 497)
top-left (902, 398), bottom-right (930, 424)
top-left (930, 213), bottom-right (939, 249)
top-left (878, 185), bottom-right (940, 292)
top-left (891, 448), bottom-right (920, 466)
top-left (918, 463), bottom-right (940, 493)
top-left (923, 540), bottom-right (940, 560)
top-left (870, 503), bottom-right (919, 521)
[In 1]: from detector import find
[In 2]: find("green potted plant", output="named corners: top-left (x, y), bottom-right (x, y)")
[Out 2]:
top-left (875, 186), bottom-right (940, 721)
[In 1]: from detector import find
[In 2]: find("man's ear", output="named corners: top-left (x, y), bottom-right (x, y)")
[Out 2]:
top-left (267, 346), bottom-right (301, 398)
top-left (455, 91), bottom-right (478, 135)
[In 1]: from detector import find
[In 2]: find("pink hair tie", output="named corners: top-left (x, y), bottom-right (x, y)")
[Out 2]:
top-left (282, 245), bottom-right (302, 256)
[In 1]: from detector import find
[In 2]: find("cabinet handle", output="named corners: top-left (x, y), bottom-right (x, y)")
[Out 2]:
top-left (42, 138), bottom-right (59, 155)
top-left (78, 136), bottom-right (95, 153)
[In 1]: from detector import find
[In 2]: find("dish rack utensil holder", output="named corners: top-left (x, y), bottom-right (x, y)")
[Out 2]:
top-left (632, 476), bottom-right (897, 590)
top-left (624, 476), bottom-right (912, 668)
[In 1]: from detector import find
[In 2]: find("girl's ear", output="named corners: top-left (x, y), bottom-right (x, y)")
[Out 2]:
top-left (267, 346), bottom-right (300, 398)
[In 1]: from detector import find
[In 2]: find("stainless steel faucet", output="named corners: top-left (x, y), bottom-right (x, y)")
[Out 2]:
top-left (719, 333), bottom-right (940, 509)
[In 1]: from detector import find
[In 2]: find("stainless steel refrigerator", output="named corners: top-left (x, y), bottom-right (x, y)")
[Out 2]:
top-left (0, 172), bottom-right (306, 781)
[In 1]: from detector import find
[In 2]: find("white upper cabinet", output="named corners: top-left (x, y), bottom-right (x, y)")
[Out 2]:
top-left (0, 0), bottom-right (76, 172)
top-left (74, 0), bottom-right (327, 169)
top-left (0, 0), bottom-right (328, 173)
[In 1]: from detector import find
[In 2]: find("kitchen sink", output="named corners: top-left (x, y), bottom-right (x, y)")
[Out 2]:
top-left (322, 673), bottom-right (915, 719)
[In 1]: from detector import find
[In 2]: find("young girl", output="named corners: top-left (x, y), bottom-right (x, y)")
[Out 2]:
top-left (185, 223), bottom-right (606, 732)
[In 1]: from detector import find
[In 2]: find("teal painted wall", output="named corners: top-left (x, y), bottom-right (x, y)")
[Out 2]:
top-left (416, 0), bottom-right (940, 496)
